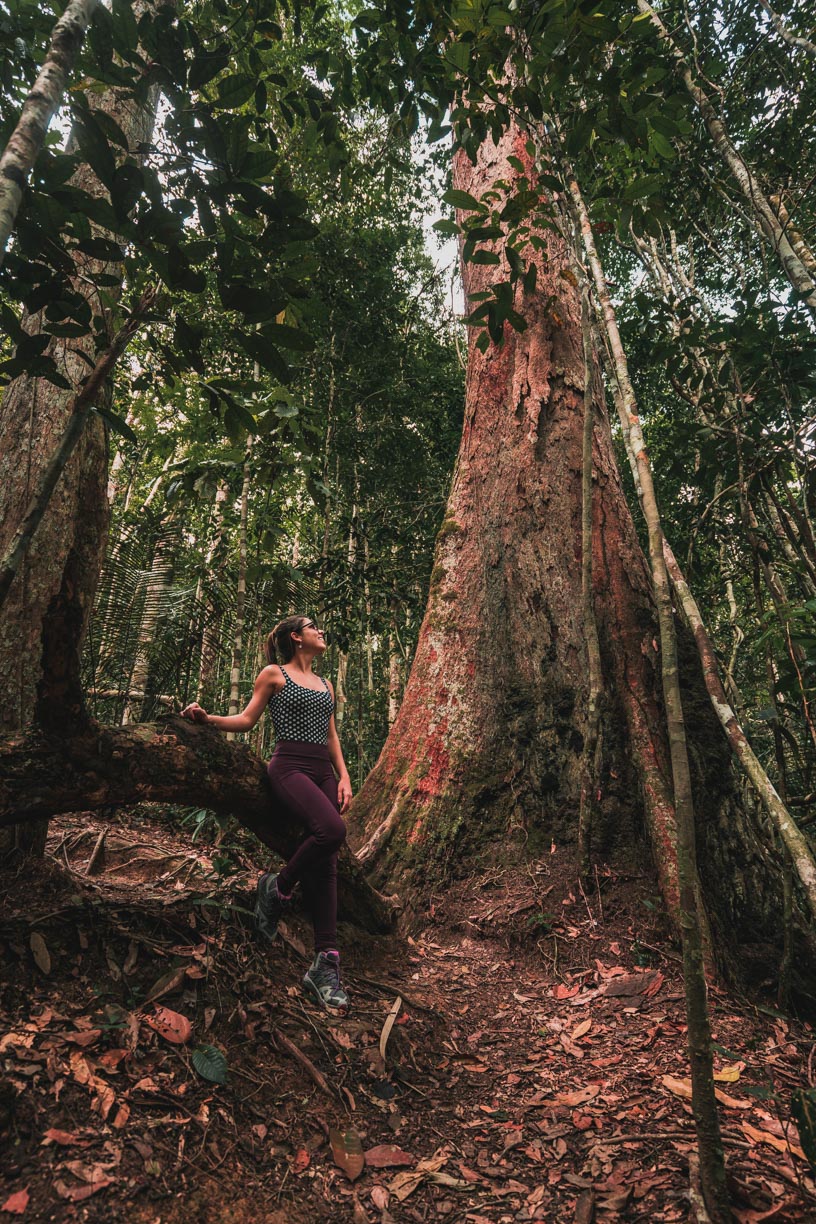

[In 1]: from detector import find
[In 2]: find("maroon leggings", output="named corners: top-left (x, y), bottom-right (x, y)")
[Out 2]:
top-left (267, 741), bottom-right (346, 953)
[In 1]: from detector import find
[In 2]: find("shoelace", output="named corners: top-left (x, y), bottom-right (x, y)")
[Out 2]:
top-left (315, 958), bottom-right (340, 989)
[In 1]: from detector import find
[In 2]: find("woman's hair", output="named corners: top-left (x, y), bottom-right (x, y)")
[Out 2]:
top-left (266, 615), bottom-right (309, 665)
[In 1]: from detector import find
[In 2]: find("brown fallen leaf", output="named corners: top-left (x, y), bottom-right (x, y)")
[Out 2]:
top-left (389, 1150), bottom-right (448, 1202)
top-left (291, 1148), bottom-right (310, 1174)
top-left (330, 1128), bottom-right (365, 1181)
top-left (370, 1186), bottom-right (390, 1210)
top-left (65, 1030), bottom-right (102, 1048)
top-left (552, 1085), bottom-right (600, 1107)
top-left (111, 1103), bottom-right (130, 1129)
top-left (53, 1177), bottom-right (113, 1203)
top-left (661, 1075), bottom-right (750, 1110)
top-left (144, 965), bottom-right (187, 1003)
top-left (575, 1187), bottom-right (595, 1223)
top-left (379, 997), bottom-right (402, 1065)
top-left (571, 1019), bottom-right (592, 1041)
top-left (42, 1129), bottom-right (81, 1146)
top-left (0, 1187), bottom-right (29, 1215)
top-left (603, 970), bottom-right (662, 998)
top-left (144, 1006), bottom-right (192, 1045)
top-left (740, 1121), bottom-right (806, 1162)
top-left (29, 933), bottom-right (50, 975)
top-left (96, 1049), bottom-right (129, 1072)
top-left (553, 984), bottom-right (580, 999)
top-left (365, 1145), bottom-right (415, 1169)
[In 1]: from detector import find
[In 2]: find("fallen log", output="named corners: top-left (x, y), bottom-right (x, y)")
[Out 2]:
top-left (0, 714), bottom-right (395, 933)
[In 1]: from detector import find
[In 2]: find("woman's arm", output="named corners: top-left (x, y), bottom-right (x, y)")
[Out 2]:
top-left (326, 681), bottom-right (352, 813)
top-left (181, 666), bottom-right (282, 732)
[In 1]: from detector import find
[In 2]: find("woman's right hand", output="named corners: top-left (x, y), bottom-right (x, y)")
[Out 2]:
top-left (181, 702), bottom-right (209, 724)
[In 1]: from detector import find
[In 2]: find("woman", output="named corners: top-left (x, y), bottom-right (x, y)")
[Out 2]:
top-left (181, 615), bottom-right (352, 1012)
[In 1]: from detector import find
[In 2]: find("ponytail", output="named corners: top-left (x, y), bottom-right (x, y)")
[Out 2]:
top-left (267, 615), bottom-right (309, 665)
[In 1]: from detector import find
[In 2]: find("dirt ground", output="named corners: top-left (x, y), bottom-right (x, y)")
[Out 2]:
top-left (1, 810), bottom-right (814, 1223)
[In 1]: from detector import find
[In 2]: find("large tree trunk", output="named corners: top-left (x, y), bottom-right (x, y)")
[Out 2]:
top-left (351, 127), bottom-right (672, 894)
top-left (349, 124), bottom-right (813, 998)
top-left (0, 5), bottom-right (162, 860)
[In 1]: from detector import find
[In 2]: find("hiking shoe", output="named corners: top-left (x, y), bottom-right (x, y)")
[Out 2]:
top-left (254, 872), bottom-right (290, 940)
top-left (302, 951), bottom-right (349, 1013)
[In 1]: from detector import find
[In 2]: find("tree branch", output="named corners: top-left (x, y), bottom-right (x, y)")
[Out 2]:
top-left (0, 715), bottom-right (395, 933)
top-left (0, 0), bottom-right (99, 265)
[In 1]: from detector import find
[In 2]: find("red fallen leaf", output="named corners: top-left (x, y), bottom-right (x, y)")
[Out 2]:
top-left (602, 970), bottom-right (662, 998)
top-left (96, 1049), bottom-right (129, 1072)
top-left (553, 1085), bottom-right (599, 1107)
top-left (66, 1030), bottom-right (102, 1048)
top-left (144, 1006), bottom-right (192, 1045)
top-left (571, 1111), bottom-right (594, 1131)
top-left (291, 1149), bottom-right (310, 1174)
top-left (111, 1103), bottom-right (130, 1129)
top-left (553, 984), bottom-right (580, 999)
top-left (455, 1163), bottom-right (484, 1184)
top-left (365, 1145), bottom-right (415, 1169)
top-left (1, 1188), bottom-right (29, 1214)
top-left (42, 1129), bottom-right (81, 1146)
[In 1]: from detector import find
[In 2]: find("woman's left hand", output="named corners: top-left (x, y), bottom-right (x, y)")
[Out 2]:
top-left (338, 777), bottom-right (353, 815)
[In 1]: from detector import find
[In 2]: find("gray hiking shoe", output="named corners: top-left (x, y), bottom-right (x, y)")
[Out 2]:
top-left (302, 951), bottom-right (349, 1013)
top-left (254, 872), bottom-right (290, 940)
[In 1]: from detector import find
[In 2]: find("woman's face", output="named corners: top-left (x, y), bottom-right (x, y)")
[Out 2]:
top-left (297, 619), bottom-right (327, 654)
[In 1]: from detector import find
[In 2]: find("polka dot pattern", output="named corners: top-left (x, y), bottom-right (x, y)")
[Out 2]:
top-left (268, 666), bottom-right (333, 744)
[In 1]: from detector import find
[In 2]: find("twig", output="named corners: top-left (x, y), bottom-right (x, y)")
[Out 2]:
top-left (354, 975), bottom-right (443, 1017)
top-left (594, 1130), bottom-right (750, 1148)
top-left (85, 827), bottom-right (107, 875)
top-left (273, 1028), bottom-right (334, 1098)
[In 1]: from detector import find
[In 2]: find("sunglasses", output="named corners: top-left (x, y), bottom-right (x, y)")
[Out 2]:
top-left (300, 621), bottom-right (324, 634)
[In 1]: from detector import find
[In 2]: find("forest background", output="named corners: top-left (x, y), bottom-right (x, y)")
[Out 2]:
top-left (2, 1), bottom-right (816, 1218)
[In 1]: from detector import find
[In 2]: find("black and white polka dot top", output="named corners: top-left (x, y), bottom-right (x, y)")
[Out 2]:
top-left (268, 665), bottom-right (333, 744)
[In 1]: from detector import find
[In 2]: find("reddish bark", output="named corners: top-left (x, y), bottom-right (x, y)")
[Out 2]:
top-left (350, 125), bottom-right (679, 910)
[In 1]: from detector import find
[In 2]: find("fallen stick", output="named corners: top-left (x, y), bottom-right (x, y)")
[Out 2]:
top-left (273, 1029), bottom-right (333, 1099)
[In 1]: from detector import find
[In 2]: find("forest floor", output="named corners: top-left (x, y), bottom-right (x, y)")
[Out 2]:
top-left (1, 810), bottom-right (815, 1224)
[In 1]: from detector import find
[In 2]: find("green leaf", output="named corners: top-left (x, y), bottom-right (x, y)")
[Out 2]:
top-left (469, 250), bottom-right (500, 265)
top-left (189, 45), bottom-right (230, 90)
top-left (446, 41), bottom-right (470, 74)
top-left (216, 73), bottom-right (257, 109)
top-left (263, 323), bottom-right (315, 352)
top-left (433, 219), bottom-right (460, 236)
top-left (192, 1044), bottom-right (228, 1085)
top-left (93, 406), bottom-right (138, 443)
top-left (442, 188), bottom-right (486, 213)
top-left (75, 237), bottom-right (124, 262)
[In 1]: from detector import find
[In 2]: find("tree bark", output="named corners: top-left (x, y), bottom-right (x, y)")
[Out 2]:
top-left (121, 520), bottom-right (177, 726)
top-left (0, 717), bottom-right (394, 933)
top-left (0, 2), bottom-right (164, 861)
top-left (227, 453), bottom-right (251, 736)
top-left (350, 125), bottom-right (677, 913)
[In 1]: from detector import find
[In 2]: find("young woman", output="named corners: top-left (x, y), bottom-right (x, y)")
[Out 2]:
top-left (181, 615), bottom-right (352, 1012)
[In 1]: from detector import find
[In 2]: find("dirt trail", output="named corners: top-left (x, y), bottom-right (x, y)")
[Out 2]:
top-left (0, 812), bottom-right (814, 1222)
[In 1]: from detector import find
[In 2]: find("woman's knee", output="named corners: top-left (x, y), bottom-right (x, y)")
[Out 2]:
top-left (320, 814), bottom-right (346, 851)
